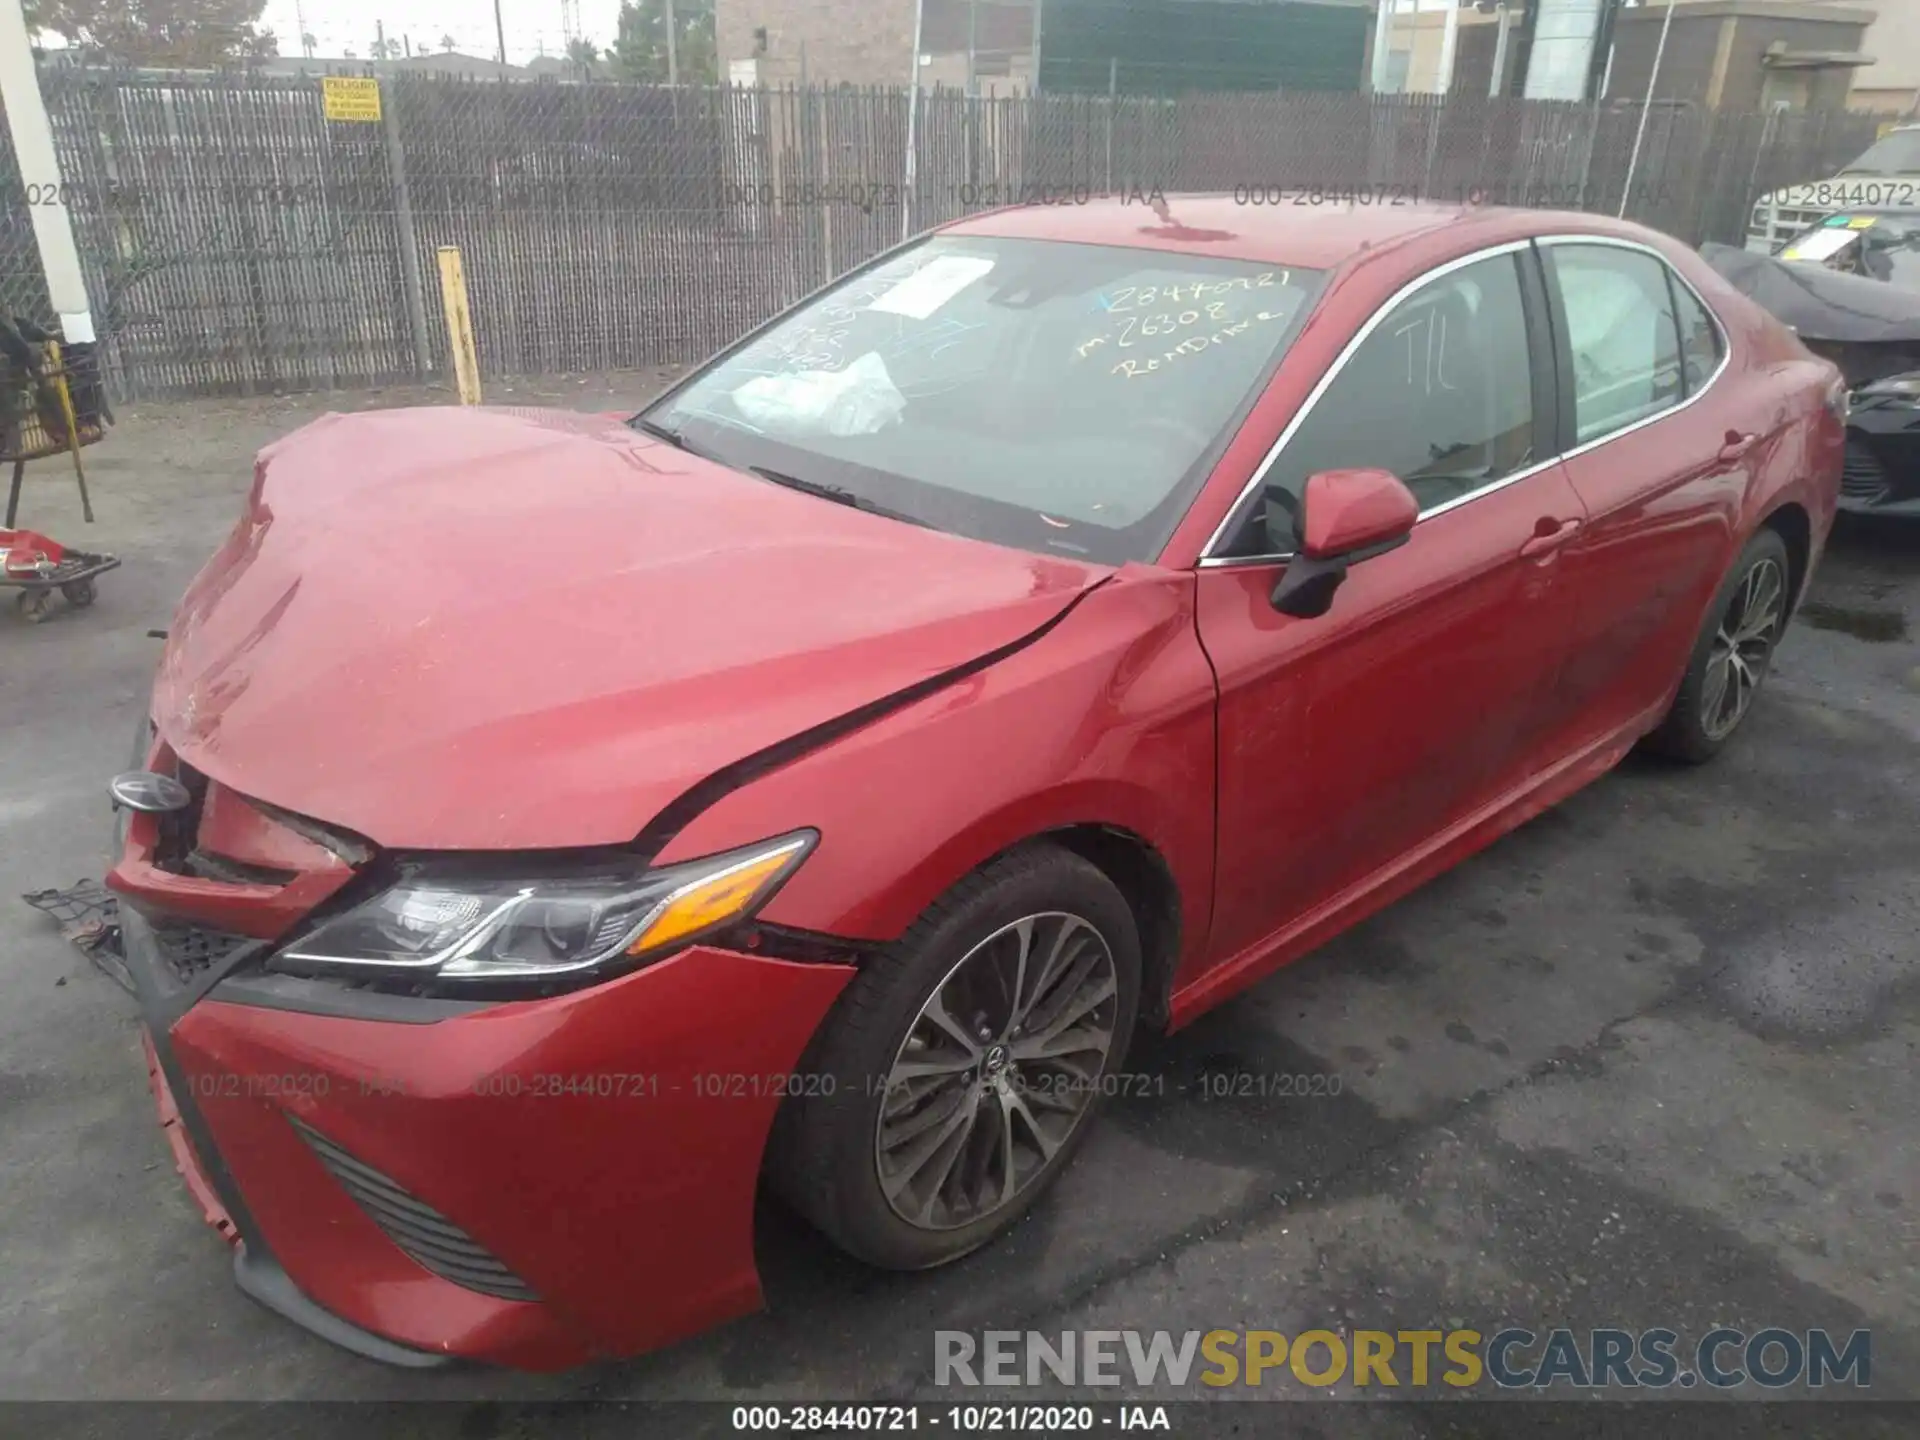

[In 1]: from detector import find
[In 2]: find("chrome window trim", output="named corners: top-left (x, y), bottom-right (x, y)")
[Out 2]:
top-left (1195, 233), bottom-right (1733, 570)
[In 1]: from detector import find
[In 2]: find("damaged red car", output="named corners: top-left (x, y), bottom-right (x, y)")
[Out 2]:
top-left (110, 198), bottom-right (1842, 1369)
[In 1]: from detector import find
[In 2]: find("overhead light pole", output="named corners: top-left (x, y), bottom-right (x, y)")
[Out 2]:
top-left (903, 0), bottom-right (925, 239)
top-left (1619, 0), bottom-right (1678, 218)
top-left (1370, 0), bottom-right (1395, 92)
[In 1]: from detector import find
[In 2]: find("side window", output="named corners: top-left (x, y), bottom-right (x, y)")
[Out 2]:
top-left (1548, 244), bottom-right (1685, 444)
top-left (1232, 252), bottom-right (1537, 554)
top-left (1670, 276), bottom-right (1724, 395)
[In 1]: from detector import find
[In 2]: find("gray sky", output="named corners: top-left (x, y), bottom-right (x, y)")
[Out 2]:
top-left (259, 0), bottom-right (628, 65)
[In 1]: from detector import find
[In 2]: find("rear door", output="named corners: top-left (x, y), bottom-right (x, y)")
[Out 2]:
top-left (1533, 239), bottom-right (1748, 754)
top-left (1193, 244), bottom-right (1590, 973)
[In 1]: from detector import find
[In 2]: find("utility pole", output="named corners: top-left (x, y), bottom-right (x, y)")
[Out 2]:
top-left (494, 0), bottom-right (510, 72)
top-left (904, 0), bottom-right (925, 239)
top-left (376, 18), bottom-right (386, 60)
top-left (1489, 2), bottom-right (1513, 97)
top-left (1619, 0), bottom-right (1677, 218)
top-left (966, 0), bottom-right (978, 93)
top-left (666, 0), bottom-right (679, 85)
top-left (1370, 0), bottom-right (1394, 93)
top-left (0, 0), bottom-right (93, 347)
top-left (1029, 0), bottom-right (1045, 90)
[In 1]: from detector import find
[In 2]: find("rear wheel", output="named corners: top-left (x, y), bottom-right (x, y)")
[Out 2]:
top-left (770, 844), bottom-right (1141, 1271)
top-left (1642, 528), bottom-right (1791, 763)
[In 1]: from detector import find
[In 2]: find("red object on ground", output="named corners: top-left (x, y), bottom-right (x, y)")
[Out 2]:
top-left (0, 527), bottom-right (65, 576)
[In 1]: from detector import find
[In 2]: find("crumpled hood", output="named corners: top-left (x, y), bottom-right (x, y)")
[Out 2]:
top-left (155, 406), bottom-right (1105, 851)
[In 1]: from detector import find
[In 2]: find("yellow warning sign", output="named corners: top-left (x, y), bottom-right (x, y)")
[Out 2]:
top-left (322, 77), bottom-right (382, 123)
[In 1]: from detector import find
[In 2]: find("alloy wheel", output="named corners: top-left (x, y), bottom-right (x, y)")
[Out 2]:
top-left (874, 912), bottom-right (1119, 1232)
top-left (1700, 556), bottom-right (1785, 741)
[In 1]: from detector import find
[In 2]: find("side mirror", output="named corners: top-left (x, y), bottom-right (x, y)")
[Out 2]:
top-left (1270, 468), bottom-right (1419, 618)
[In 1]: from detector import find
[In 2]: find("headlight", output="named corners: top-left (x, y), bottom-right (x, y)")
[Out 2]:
top-left (270, 831), bottom-right (816, 985)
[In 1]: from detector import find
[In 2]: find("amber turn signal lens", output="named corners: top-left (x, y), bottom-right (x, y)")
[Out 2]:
top-left (625, 836), bottom-right (812, 956)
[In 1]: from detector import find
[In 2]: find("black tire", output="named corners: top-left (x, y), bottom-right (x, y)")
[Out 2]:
top-left (1642, 527), bottom-right (1792, 764)
top-left (61, 578), bottom-right (95, 607)
top-left (769, 843), bottom-right (1142, 1271)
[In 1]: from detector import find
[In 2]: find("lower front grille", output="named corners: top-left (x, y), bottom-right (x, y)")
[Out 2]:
top-left (1842, 438), bottom-right (1891, 502)
top-left (151, 923), bottom-right (254, 987)
top-left (289, 1116), bottom-right (540, 1303)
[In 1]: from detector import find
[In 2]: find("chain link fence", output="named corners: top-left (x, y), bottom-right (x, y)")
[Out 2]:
top-left (0, 70), bottom-right (1888, 400)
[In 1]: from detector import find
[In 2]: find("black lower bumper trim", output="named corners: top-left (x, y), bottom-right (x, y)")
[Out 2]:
top-left (233, 1245), bottom-right (455, 1369)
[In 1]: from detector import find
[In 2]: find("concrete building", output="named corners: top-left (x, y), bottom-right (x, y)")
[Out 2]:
top-left (1381, 0), bottom-right (1877, 110)
top-left (718, 0), bottom-right (1036, 90)
top-left (716, 0), bottom-right (1375, 93)
top-left (256, 51), bottom-right (525, 79)
top-left (1809, 0), bottom-right (1920, 109)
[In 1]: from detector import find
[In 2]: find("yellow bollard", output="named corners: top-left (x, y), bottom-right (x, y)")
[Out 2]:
top-left (435, 246), bottom-right (482, 406)
top-left (44, 338), bottom-right (93, 521)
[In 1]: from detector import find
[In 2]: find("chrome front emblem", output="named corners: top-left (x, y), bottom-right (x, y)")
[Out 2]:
top-left (108, 771), bottom-right (191, 814)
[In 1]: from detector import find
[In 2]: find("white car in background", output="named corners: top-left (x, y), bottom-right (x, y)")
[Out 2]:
top-left (1747, 123), bottom-right (1920, 253)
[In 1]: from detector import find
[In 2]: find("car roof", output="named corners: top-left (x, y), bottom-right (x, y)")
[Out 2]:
top-left (940, 193), bottom-right (1493, 269)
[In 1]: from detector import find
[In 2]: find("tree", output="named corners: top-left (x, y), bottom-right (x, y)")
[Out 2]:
top-left (24, 0), bottom-right (278, 65)
top-left (565, 36), bottom-right (600, 79)
top-left (440, 33), bottom-right (456, 53)
top-left (369, 35), bottom-right (398, 60)
top-left (612, 0), bottom-right (715, 84)
top-left (299, 30), bottom-right (315, 56)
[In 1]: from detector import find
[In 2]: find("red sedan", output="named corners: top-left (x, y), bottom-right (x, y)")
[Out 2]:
top-left (110, 198), bottom-right (1841, 1369)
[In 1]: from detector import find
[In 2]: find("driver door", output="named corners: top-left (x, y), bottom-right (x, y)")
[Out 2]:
top-left (1193, 245), bottom-right (1590, 975)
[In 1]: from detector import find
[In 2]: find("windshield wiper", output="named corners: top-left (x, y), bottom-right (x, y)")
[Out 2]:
top-left (747, 465), bottom-right (930, 529)
top-left (633, 415), bottom-right (713, 459)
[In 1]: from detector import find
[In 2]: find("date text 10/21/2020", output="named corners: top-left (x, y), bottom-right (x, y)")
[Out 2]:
top-left (183, 1067), bottom-right (1343, 1103)
top-left (731, 1405), bottom-right (1175, 1433)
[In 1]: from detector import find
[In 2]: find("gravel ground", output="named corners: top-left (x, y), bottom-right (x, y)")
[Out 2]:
top-left (0, 374), bottom-right (1914, 1435)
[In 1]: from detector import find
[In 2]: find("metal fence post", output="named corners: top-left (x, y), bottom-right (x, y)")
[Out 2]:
top-left (903, 0), bottom-right (925, 240)
top-left (382, 78), bottom-right (433, 379)
top-left (14, 73), bottom-right (1898, 399)
top-left (1105, 57), bottom-right (1116, 194)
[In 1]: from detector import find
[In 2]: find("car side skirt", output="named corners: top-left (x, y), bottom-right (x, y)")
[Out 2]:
top-left (1167, 699), bottom-right (1667, 1029)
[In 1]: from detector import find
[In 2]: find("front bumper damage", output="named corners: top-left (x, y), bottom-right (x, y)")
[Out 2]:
top-left (1842, 409), bottom-right (1920, 516)
top-left (112, 732), bottom-right (855, 1370)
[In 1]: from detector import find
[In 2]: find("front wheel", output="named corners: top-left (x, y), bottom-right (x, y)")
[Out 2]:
top-left (1642, 528), bottom-right (1791, 763)
top-left (769, 844), bottom-right (1141, 1271)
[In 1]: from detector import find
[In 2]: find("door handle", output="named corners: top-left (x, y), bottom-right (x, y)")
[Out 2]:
top-left (1520, 515), bottom-right (1583, 558)
top-left (1718, 429), bottom-right (1758, 463)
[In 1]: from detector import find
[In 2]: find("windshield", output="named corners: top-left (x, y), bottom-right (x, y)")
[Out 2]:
top-left (638, 237), bottom-right (1324, 564)
top-left (1781, 211), bottom-right (1920, 288)
top-left (1839, 129), bottom-right (1920, 176)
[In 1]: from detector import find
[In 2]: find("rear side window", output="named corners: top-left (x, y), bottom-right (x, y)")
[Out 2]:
top-left (1670, 278), bottom-right (1724, 394)
top-left (1547, 245), bottom-right (1685, 444)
